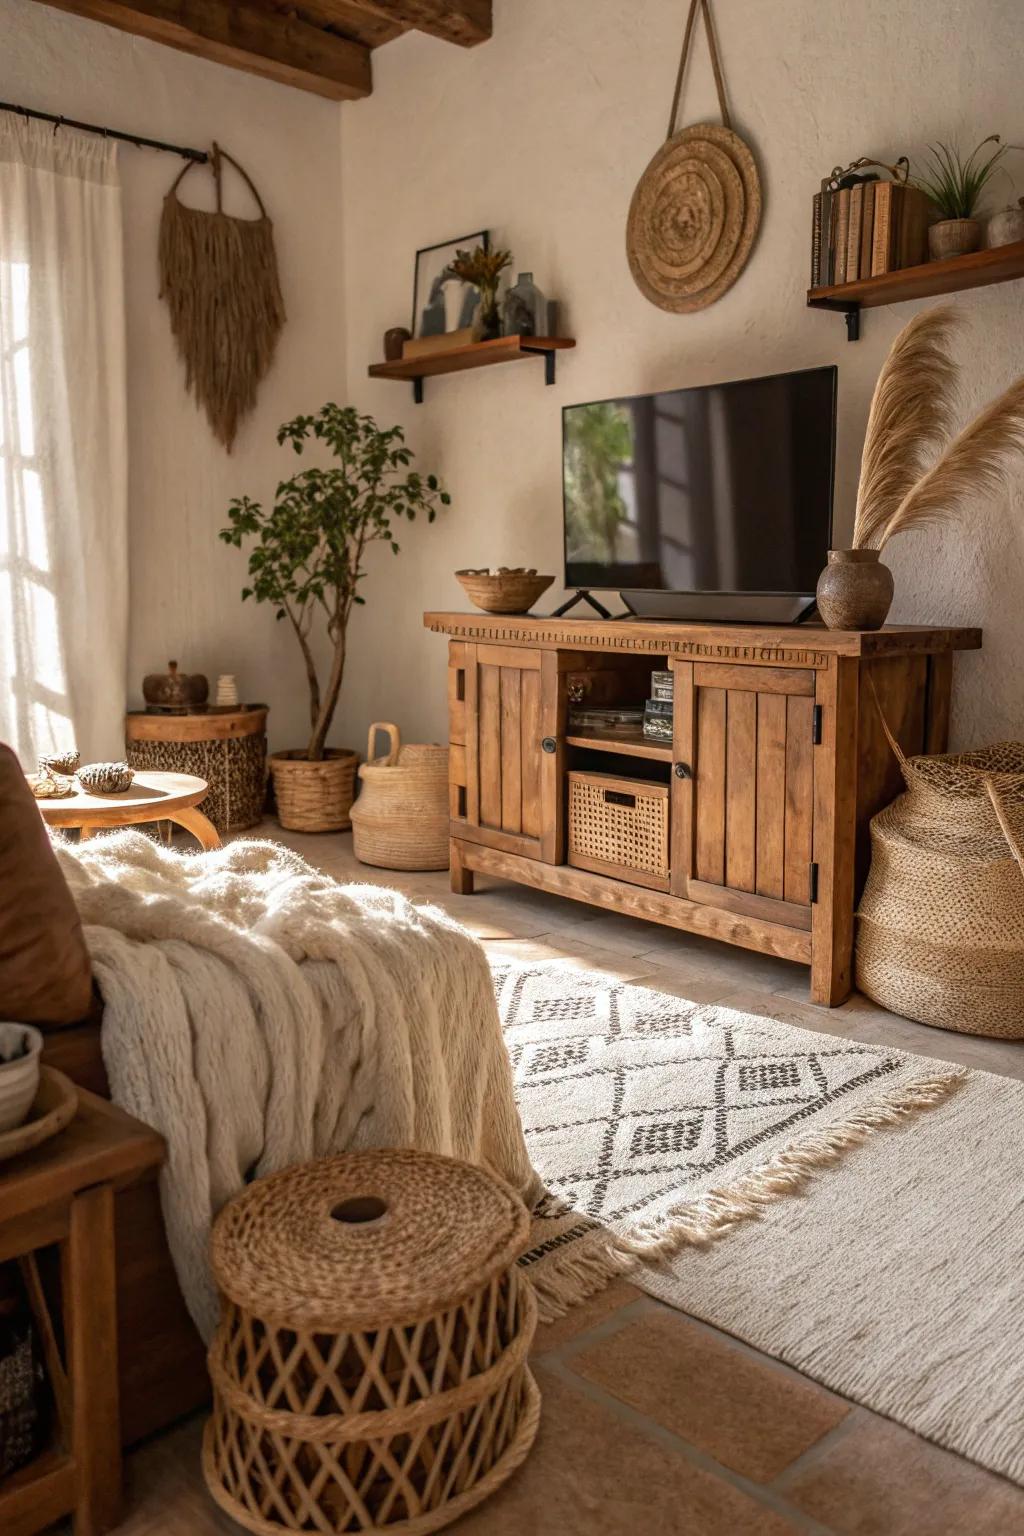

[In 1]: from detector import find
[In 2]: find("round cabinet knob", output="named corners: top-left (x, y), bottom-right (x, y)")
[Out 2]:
top-left (673, 761), bottom-right (693, 779)
top-left (541, 737), bottom-right (557, 754)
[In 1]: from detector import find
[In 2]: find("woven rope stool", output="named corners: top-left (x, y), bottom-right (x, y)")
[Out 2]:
top-left (202, 1149), bottom-right (540, 1535)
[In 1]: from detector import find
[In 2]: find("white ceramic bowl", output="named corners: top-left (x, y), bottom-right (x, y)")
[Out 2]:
top-left (0, 1024), bottom-right (43, 1133)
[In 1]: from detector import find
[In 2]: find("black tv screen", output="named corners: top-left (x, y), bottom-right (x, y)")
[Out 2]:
top-left (562, 366), bottom-right (837, 595)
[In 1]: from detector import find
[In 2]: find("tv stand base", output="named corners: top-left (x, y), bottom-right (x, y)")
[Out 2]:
top-left (550, 589), bottom-right (614, 619)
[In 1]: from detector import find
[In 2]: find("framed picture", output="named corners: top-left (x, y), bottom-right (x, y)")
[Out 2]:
top-left (412, 230), bottom-right (489, 338)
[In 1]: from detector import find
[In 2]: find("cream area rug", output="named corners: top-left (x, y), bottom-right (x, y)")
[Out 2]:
top-left (499, 962), bottom-right (1024, 1486)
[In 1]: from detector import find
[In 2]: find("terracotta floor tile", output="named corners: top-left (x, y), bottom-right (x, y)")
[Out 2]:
top-left (569, 1308), bottom-right (849, 1483)
top-left (781, 1413), bottom-right (1024, 1535)
top-left (454, 1368), bottom-right (803, 1535)
top-left (531, 1278), bottom-right (643, 1354)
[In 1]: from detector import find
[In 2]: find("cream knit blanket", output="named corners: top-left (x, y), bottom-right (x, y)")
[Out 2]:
top-left (55, 832), bottom-right (539, 1340)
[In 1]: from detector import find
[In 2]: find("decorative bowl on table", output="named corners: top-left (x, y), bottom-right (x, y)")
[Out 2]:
top-left (456, 567), bottom-right (554, 614)
top-left (77, 761), bottom-right (135, 794)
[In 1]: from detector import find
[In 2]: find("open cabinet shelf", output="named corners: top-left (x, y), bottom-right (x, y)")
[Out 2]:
top-left (367, 335), bottom-right (576, 400)
top-left (807, 238), bottom-right (1024, 338)
top-left (565, 728), bottom-right (673, 763)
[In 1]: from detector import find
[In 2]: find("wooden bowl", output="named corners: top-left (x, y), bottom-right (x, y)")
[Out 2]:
top-left (456, 570), bottom-right (554, 614)
top-left (0, 1066), bottom-right (77, 1163)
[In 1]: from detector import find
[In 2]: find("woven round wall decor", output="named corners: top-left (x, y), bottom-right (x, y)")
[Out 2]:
top-left (627, 0), bottom-right (762, 313)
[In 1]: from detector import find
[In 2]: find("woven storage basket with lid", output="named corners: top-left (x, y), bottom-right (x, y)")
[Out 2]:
top-left (350, 723), bottom-right (449, 871)
top-left (856, 709), bottom-right (1024, 1038)
top-left (203, 1148), bottom-right (539, 1535)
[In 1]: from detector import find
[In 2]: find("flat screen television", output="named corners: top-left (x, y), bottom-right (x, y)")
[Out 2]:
top-left (561, 366), bottom-right (837, 621)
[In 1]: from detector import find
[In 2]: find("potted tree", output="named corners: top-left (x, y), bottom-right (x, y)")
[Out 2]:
top-left (221, 403), bottom-right (450, 831)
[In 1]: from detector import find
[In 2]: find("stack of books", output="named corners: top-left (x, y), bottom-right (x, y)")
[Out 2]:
top-left (643, 670), bottom-right (673, 743)
top-left (811, 175), bottom-right (931, 289)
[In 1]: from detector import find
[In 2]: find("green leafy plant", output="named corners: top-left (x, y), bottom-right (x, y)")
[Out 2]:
top-left (220, 404), bottom-right (449, 761)
top-left (912, 135), bottom-right (1007, 220)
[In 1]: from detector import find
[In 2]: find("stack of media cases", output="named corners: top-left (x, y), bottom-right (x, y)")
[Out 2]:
top-left (643, 669), bottom-right (674, 742)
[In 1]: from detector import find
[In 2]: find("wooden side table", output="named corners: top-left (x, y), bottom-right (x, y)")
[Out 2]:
top-left (35, 770), bottom-right (221, 851)
top-left (0, 1089), bottom-right (164, 1536)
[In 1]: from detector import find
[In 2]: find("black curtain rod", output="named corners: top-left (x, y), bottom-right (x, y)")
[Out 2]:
top-left (0, 101), bottom-right (208, 162)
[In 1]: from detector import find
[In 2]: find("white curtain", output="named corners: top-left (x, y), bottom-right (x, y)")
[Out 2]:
top-left (0, 116), bottom-right (127, 767)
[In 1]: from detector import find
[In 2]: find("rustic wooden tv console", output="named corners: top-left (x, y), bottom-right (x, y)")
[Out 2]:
top-left (424, 614), bottom-right (981, 1006)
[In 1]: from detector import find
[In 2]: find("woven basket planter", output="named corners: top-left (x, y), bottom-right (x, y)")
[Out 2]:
top-left (203, 1149), bottom-right (539, 1535)
top-left (856, 735), bottom-right (1024, 1039)
top-left (351, 723), bottom-right (449, 871)
top-left (269, 748), bottom-right (357, 833)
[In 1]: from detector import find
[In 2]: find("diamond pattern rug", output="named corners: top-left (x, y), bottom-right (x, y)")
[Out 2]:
top-left (493, 963), bottom-right (965, 1317)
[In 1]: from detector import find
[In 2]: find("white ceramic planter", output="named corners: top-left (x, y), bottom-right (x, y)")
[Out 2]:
top-left (0, 1024), bottom-right (43, 1132)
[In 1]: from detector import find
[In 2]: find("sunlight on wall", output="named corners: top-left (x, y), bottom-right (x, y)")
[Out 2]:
top-left (0, 258), bottom-right (72, 764)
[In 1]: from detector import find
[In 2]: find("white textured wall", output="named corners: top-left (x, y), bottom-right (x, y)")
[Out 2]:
top-left (340, 0), bottom-right (1024, 751)
top-left (2, 0), bottom-right (345, 751)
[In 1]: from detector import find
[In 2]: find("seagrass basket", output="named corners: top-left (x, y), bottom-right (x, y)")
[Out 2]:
top-left (203, 1149), bottom-right (540, 1535)
top-left (568, 770), bottom-right (669, 890)
top-left (350, 723), bottom-right (449, 871)
top-left (269, 747), bottom-right (357, 833)
top-left (856, 722), bottom-right (1024, 1039)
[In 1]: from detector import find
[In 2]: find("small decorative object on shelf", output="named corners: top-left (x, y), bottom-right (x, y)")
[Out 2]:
top-left (351, 722), bottom-right (449, 871)
top-left (456, 567), bottom-right (554, 614)
top-left (986, 198), bottom-right (1024, 249)
top-left (819, 303), bottom-right (1024, 629)
top-left (503, 271), bottom-right (546, 336)
top-left (214, 673), bottom-right (239, 708)
top-left (914, 136), bottom-right (1008, 260)
top-left (77, 761), bottom-right (134, 794)
top-left (222, 403), bottom-right (449, 831)
top-left (811, 157), bottom-right (932, 289)
top-left (383, 325), bottom-right (411, 361)
top-left (447, 242), bottom-right (512, 342)
top-left (568, 706), bottom-right (644, 732)
top-left (203, 1149), bottom-right (539, 1536)
top-left (143, 659), bottom-right (209, 714)
top-left (412, 229), bottom-right (488, 340)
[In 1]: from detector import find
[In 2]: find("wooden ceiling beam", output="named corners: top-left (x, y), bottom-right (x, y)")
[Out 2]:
top-left (34, 0), bottom-right (373, 100)
top-left (345, 0), bottom-right (491, 47)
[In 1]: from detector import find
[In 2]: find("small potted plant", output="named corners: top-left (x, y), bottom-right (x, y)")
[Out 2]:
top-left (447, 245), bottom-right (511, 341)
top-left (913, 135), bottom-right (1007, 260)
top-left (221, 404), bottom-right (450, 831)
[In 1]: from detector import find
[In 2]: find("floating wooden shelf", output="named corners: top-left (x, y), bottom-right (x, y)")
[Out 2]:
top-left (565, 728), bottom-right (673, 763)
top-left (807, 239), bottom-right (1024, 339)
top-left (367, 335), bottom-right (576, 401)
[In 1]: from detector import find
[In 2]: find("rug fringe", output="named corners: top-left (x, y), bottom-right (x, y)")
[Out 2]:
top-left (529, 1064), bottom-right (967, 1322)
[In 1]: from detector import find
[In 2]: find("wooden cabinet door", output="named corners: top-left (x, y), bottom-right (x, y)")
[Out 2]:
top-left (669, 660), bottom-right (816, 931)
top-left (449, 642), bottom-right (562, 862)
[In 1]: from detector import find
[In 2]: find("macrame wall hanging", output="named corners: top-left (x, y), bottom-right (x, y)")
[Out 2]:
top-left (158, 143), bottom-right (285, 451)
top-left (626, 0), bottom-right (762, 312)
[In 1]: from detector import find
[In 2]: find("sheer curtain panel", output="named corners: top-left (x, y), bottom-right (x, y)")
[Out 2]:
top-left (0, 116), bottom-right (127, 766)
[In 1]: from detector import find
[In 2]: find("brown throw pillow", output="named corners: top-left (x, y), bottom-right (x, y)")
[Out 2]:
top-left (0, 744), bottom-right (94, 1025)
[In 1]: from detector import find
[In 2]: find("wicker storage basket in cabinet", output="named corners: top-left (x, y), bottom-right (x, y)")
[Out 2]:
top-left (203, 1149), bottom-right (539, 1536)
top-left (568, 770), bottom-right (670, 890)
top-left (125, 707), bottom-right (267, 833)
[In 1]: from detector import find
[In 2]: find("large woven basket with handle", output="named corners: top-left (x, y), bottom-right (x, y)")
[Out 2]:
top-left (856, 705), bottom-right (1024, 1038)
top-left (350, 722), bottom-right (449, 871)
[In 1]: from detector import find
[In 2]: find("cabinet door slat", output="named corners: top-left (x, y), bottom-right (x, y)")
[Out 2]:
top-left (755, 692), bottom-right (788, 899)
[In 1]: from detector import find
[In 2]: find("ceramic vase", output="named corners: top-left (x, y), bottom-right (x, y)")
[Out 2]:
top-left (928, 218), bottom-right (981, 261)
top-left (816, 549), bottom-right (894, 631)
top-left (986, 201), bottom-right (1024, 249)
top-left (0, 1025), bottom-right (42, 1133)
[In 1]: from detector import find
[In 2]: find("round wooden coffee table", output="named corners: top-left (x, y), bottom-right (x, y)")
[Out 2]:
top-left (36, 770), bottom-right (221, 850)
